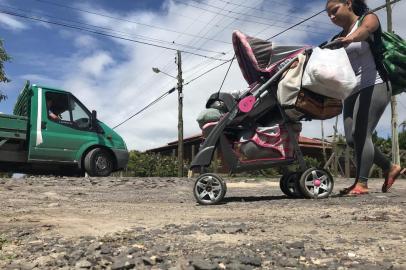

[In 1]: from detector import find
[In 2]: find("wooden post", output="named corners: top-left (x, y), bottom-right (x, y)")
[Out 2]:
top-left (176, 50), bottom-right (184, 177)
top-left (386, 0), bottom-right (400, 165)
top-left (192, 144), bottom-right (196, 159)
top-left (345, 145), bottom-right (350, 178)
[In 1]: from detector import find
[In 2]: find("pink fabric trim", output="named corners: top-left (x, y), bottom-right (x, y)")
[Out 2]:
top-left (202, 121), bottom-right (218, 130)
top-left (233, 124), bottom-right (300, 159)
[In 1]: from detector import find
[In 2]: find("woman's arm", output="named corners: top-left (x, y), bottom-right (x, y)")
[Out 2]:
top-left (338, 13), bottom-right (380, 45)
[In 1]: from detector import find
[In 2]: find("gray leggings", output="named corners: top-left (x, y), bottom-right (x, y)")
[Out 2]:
top-left (343, 82), bottom-right (392, 182)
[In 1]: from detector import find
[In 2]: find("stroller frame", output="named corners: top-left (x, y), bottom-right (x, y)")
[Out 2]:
top-left (190, 42), bottom-right (339, 205)
top-left (191, 55), bottom-right (307, 173)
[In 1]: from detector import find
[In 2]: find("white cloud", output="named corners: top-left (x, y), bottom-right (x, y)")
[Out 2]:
top-left (74, 0), bottom-right (406, 150)
top-left (5, 0), bottom-right (406, 152)
top-left (0, 13), bottom-right (27, 31)
top-left (79, 52), bottom-right (115, 77)
top-left (74, 35), bottom-right (98, 49)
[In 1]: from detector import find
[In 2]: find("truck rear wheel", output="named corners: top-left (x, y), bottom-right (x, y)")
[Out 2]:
top-left (84, 148), bottom-right (113, 177)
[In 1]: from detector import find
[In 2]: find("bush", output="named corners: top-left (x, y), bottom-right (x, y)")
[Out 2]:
top-left (0, 172), bottom-right (12, 178)
top-left (125, 151), bottom-right (181, 177)
top-left (287, 155), bottom-right (321, 172)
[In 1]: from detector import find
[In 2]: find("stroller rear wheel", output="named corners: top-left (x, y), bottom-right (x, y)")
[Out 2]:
top-left (299, 168), bottom-right (334, 199)
top-left (280, 172), bottom-right (302, 198)
top-left (194, 173), bottom-right (227, 205)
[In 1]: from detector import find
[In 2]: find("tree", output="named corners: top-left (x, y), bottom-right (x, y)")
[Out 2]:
top-left (0, 39), bottom-right (11, 102)
top-left (398, 130), bottom-right (406, 150)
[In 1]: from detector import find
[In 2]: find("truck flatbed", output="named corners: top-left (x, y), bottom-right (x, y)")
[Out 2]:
top-left (0, 113), bottom-right (28, 141)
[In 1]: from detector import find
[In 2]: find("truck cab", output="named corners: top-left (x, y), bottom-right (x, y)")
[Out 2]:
top-left (0, 81), bottom-right (129, 176)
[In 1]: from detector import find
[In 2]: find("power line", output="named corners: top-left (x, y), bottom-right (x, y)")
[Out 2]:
top-left (215, 0), bottom-right (297, 10)
top-left (113, 87), bottom-right (176, 129)
top-left (178, 0), bottom-right (334, 32)
top-left (182, 8), bottom-right (327, 81)
top-left (0, 9), bottom-right (229, 61)
top-left (175, 1), bottom-right (332, 35)
top-left (213, 0), bottom-right (323, 22)
top-left (112, 6), bottom-right (330, 129)
top-left (183, 6), bottom-right (327, 84)
top-left (33, 0), bottom-right (231, 45)
top-left (266, 9), bottom-right (326, 40)
top-left (171, 1), bottom-right (234, 75)
top-left (0, 4), bottom-right (228, 55)
top-left (113, 59), bottom-right (233, 130)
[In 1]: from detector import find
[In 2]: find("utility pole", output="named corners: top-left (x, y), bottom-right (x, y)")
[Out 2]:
top-left (387, 0), bottom-right (400, 164)
top-left (176, 50), bottom-right (184, 177)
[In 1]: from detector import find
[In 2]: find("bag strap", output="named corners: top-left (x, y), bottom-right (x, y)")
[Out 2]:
top-left (358, 12), bottom-right (389, 82)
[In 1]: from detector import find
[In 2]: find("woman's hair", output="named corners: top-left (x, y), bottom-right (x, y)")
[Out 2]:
top-left (327, 0), bottom-right (369, 16)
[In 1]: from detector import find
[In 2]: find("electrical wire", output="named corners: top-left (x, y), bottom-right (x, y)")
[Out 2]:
top-left (216, 56), bottom-right (235, 94)
top-left (0, 4), bottom-right (229, 55)
top-left (170, 1), bottom-right (234, 74)
top-left (177, 0), bottom-right (334, 32)
top-left (266, 9), bottom-right (327, 40)
top-left (112, 6), bottom-right (329, 129)
top-left (175, 1), bottom-right (332, 35)
top-left (112, 87), bottom-right (176, 129)
top-left (112, 59), bottom-right (233, 129)
top-left (33, 0), bottom-right (232, 45)
top-left (0, 9), bottom-right (229, 61)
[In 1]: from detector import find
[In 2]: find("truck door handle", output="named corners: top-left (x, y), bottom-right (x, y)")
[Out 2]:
top-left (41, 121), bottom-right (47, 129)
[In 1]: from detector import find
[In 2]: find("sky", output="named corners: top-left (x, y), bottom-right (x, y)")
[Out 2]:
top-left (0, 0), bottom-right (405, 151)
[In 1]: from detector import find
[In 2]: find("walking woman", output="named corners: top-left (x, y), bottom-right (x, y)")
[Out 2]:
top-left (326, 0), bottom-right (404, 195)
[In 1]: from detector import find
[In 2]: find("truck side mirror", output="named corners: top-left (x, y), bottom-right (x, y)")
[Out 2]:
top-left (91, 110), bottom-right (99, 130)
top-left (91, 110), bottom-right (104, 134)
top-left (91, 110), bottom-right (97, 123)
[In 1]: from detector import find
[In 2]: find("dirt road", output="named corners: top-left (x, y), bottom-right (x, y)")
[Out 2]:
top-left (0, 176), bottom-right (405, 269)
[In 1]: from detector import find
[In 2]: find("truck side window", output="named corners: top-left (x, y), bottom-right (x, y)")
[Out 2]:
top-left (45, 92), bottom-right (90, 130)
top-left (45, 92), bottom-right (69, 122)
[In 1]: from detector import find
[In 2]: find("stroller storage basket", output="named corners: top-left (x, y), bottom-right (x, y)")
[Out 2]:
top-left (236, 124), bottom-right (301, 160)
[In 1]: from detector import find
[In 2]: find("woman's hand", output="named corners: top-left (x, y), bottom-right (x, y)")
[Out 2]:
top-left (335, 36), bottom-right (354, 46)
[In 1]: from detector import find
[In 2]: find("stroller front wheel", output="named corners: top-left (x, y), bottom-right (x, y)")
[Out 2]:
top-left (193, 173), bottom-right (227, 205)
top-left (298, 168), bottom-right (334, 199)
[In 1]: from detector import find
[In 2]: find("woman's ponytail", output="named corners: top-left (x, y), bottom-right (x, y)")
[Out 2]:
top-left (352, 0), bottom-right (369, 16)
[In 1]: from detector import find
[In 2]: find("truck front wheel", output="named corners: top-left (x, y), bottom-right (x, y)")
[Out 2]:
top-left (84, 148), bottom-right (113, 177)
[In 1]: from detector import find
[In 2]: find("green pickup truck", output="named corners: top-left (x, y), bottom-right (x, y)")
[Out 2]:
top-left (0, 81), bottom-right (128, 176)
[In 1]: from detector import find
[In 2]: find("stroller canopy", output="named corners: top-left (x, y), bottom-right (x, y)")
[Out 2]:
top-left (232, 30), bottom-right (307, 85)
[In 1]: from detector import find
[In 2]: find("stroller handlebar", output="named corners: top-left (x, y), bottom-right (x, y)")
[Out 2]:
top-left (320, 39), bottom-right (344, 49)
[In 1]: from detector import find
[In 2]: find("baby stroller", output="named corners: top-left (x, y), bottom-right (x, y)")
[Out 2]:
top-left (189, 31), bottom-right (343, 205)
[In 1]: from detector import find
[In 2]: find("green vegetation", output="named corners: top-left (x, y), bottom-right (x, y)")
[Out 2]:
top-left (124, 150), bottom-right (181, 177)
top-left (0, 235), bottom-right (7, 250)
top-left (0, 39), bottom-right (11, 102)
top-left (0, 172), bottom-right (12, 178)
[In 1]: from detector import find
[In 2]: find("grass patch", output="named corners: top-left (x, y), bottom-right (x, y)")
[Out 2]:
top-left (0, 235), bottom-right (7, 250)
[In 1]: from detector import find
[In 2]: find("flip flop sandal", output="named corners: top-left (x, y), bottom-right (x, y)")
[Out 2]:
top-left (339, 185), bottom-right (368, 196)
top-left (339, 182), bottom-right (358, 195)
top-left (382, 168), bottom-right (406, 193)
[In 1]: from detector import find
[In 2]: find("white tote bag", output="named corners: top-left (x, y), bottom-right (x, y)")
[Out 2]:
top-left (302, 47), bottom-right (357, 100)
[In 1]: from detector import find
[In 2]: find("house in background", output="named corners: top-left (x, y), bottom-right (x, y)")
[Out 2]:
top-left (146, 134), bottom-right (333, 173)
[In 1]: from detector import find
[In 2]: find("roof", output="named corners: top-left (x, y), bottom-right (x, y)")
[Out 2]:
top-left (147, 133), bottom-right (332, 152)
